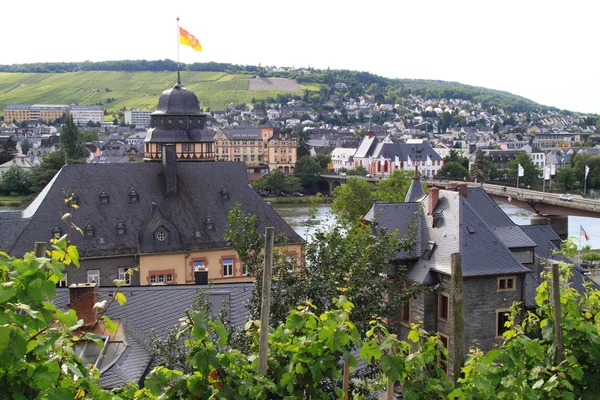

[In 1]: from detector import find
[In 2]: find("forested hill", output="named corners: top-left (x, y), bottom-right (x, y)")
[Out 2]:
top-left (0, 60), bottom-right (546, 113)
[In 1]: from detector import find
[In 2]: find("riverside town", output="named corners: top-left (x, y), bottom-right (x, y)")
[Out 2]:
top-left (1, 13), bottom-right (600, 398)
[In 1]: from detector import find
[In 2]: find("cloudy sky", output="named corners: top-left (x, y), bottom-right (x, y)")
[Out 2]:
top-left (3, 0), bottom-right (599, 114)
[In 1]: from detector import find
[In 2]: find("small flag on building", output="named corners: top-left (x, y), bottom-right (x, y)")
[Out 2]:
top-left (426, 155), bottom-right (432, 166)
top-left (544, 166), bottom-right (551, 180)
top-left (585, 165), bottom-right (590, 179)
top-left (180, 27), bottom-right (202, 51)
top-left (551, 164), bottom-right (556, 175)
top-left (407, 155), bottom-right (412, 167)
top-left (518, 164), bottom-right (525, 177)
top-left (581, 225), bottom-right (590, 241)
top-left (394, 155), bottom-right (400, 168)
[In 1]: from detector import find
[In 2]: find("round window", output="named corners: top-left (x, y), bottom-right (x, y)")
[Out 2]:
top-left (156, 231), bottom-right (167, 241)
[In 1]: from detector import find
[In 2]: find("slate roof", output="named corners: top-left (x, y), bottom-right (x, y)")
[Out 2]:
top-left (404, 177), bottom-right (425, 202)
top-left (364, 202), bottom-right (422, 261)
top-left (372, 190), bottom-right (530, 284)
top-left (375, 142), bottom-right (443, 162)
top-left (465, 188), bottom-right (536, 249)
top-left (54, 283), bottom-right (253, 388)
top-left (220, 127), bottom-right (262, 140)
top-left (6, 162), bottom-right (303, 258)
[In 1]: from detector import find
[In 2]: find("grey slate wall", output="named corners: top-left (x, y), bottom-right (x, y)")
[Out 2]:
top-left (65, 256), bottom-right (140, 287)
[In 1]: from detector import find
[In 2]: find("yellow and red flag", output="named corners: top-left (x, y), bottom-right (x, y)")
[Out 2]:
top-left (179, 27), bottom-right (202, 51)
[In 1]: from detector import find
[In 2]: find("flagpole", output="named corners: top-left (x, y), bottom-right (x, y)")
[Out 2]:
top-left (176, 16), bottom-right (181, 84)
top-left (579, 230), bottom-right (582, 268)
top-left (584, 166), bottom-right (588, 197)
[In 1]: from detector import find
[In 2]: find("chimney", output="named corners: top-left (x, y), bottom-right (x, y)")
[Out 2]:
top-left (457, 183), bottom-right (467, 198)
top-left (162, 145), bottom-right (177, 196)
top-left (69, 283), bottom-right (98, 326)
top-left (428, 187), bottom-right (439, 215)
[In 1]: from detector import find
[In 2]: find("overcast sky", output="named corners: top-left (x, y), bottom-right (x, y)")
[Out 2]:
top-left (3, 0), bottom-right (599, 114)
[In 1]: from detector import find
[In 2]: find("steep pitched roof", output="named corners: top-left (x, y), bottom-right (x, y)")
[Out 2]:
top-left (7, 163), bottom-right (303, 258)
top-left (53, 283), bottom-right (253, 388)
top-left (465, 188), bottom-right (536, 249)
top-left (404, 176), bottom-right (425, 203)
top-left (364, 202), bottom-right (422, 261)
top-left (372, 190), bottom-right (530, 284)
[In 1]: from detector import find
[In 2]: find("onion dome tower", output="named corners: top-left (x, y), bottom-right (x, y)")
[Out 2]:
top-left (144, 83), bottom-right (215, 162)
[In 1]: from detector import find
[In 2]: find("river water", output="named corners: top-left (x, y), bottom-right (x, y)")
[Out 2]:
top-left (272, 202), bottom-right (600, 249)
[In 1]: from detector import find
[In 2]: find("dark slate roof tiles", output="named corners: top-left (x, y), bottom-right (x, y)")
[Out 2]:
top-left (8, 163), bottom-right (303, 258)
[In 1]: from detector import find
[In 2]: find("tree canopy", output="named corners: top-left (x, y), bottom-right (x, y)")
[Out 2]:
top-left (294, 156), bottom-right (321, 188)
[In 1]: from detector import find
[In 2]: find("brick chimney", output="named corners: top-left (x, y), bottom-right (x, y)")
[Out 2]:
top-left (162, 145), bottom-right (177, 196)
top-left (69, 283), bottom-right (98, 326)
top-left (428, 187), bottom-right (439, 215)
top-left (457, 183), bottom-right (468, 198)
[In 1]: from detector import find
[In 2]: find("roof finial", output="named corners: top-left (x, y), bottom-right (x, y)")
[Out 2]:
top-left (413, 164), bottom-right (420, 180)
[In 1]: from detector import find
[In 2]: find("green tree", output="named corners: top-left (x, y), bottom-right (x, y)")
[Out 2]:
top-left (79, 129), bottom-right (100, 143)
top-left (376, 170), bottom-right (415, 202)
top-left (469, 151), bottom-right (492, 181)
top-left (556, 164), bottom-right (577, 189)
top-left (0, 137), bottom-right (17, 164)
top-left (314, 152), bottom-right (332, 170)
top-left (60, 114), bottom-right (88, 161)
top-left (20, 138), bottom-right (32, 155)
top-left (444, 149), bottom-right (469, 170)
top-left (28, 151), bottom-right (66, 193)
top-left (508, 152), bottom-right (541, 187)
top-left (331, 177), bottom-right (374, 224)
top-left (436, 161), bottom-right (470, 180)
top-left (1, 165), bottom-right (31, 194)
top-left (294, 155), bottom-right (321, 188)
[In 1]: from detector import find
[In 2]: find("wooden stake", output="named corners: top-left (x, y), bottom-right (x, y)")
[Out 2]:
top-left (342, 362), bottom-right (350, 400)
top-left (551, 262), bottom-right (564, 365)
top-left (451, 253), bottom-right (465, 382)
top-left (258, 227), bottom-right (275, 375)
top-left (385, 378), bottom-right (394, 400)
top-left (34, 242), bottom-right (47, 257)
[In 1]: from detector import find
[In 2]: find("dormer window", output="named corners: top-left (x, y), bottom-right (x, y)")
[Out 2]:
top-left (423, 241), bottom-right (436, 260)
top-left (205, 218), bottom-right (214, 230)
top-left (84, 224), bottom-right (95, 237)
top-left (128, 189), bottom-right (139, 203)
top-left (52, 225), bottom-right (62, 239)
top-left (99, 190), bottom-right (109, 204)
top-left (220, 186), bottom-right (230, 200)
top-left (116, 222), bottom-right (126, 235)
top-left (70, 193), bottom-right (79, 205)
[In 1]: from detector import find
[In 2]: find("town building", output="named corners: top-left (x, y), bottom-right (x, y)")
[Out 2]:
top-left (4, 104), bottom-right (69, 123)
top-left (354, 135), bottom-right (443, 177)
top-left (1, 81), bottom-right (304, 287)
top-left (70, 105), bottom-right (104, 125)
top-left (54, 281), bottom-right (252, 388)
top-left (213, 123), bottom-right (298, 174)
top-left (3, 104), bottom-right (31, 123)
top-left (365, 179), bottom-right (593, 379)
top-left (124, 109), bottom-right (152, 128)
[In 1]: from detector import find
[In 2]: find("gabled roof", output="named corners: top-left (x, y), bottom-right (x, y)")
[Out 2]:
top-left (465, 188), bottom-right (536, 249)
top-left (354, 135), bottom-right (377, 158)
top-left (374, 142), bottom-right (443, 161)
top-left (372, 190), bottom-right (530, 284)
top-left (53, 283), bottom-right (253, 388)
top-left (6, 163), bottom-right (303, 258)
top-left (364, 202), bottom-right (422, 261)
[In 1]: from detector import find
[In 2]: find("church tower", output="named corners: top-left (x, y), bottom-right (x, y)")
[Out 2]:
top-left (144, 83), bottom-right (215, 162)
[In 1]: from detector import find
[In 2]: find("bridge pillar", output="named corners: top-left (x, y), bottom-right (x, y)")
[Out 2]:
top-left (531, 215), bottom-right (569, 241)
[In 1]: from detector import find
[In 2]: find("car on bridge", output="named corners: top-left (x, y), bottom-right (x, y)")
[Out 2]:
top-left (559, 194), bottom-right (573, 201)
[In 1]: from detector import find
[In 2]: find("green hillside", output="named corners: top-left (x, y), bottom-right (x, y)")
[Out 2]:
top-left (0, 71), bottom-right (307, 114)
